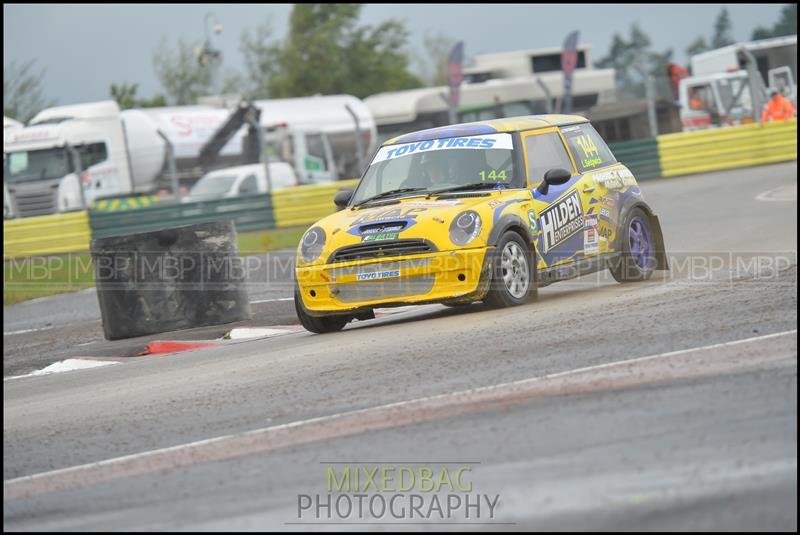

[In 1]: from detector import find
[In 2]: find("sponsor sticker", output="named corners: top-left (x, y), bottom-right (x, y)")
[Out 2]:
top-left (584, 214), bottom-right (599, 254)
top-left (527, 210), bottom-right (537, 231)
top-left (601, 195), bottom-right (616, 208)
top-left (355, 270), bottom-right (401, 281)
top-left (538, 189), bottom-right (584, 254)
top-left (362, 232), bottom-right (400, 242)
top-left (351, 207), bottom-right (427, 226)
top-left (402, 200), bottom-right (462, 207)
top-left (370, 134), bottom-right (513, 164)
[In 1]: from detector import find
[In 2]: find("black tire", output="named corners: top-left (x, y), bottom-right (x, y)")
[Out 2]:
top-left (609, 207), bottom-right (657, 283)
top-left (294, 287), bottom-right (349, 333)
top-left (483, 231), bottom-right (536, 308)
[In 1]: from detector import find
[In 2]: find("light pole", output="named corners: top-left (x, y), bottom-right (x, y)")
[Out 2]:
top-left (197, 12), bottom-right (223, 67)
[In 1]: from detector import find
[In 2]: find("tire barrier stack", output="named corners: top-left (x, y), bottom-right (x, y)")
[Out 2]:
top-left (91, 220), bottom-right (251, 340)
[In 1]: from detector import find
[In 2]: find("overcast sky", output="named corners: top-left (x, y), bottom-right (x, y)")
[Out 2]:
top-left (3, 3), bottom-right (789, 107)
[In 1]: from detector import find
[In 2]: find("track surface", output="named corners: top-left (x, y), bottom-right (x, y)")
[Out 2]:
top-left (3, 162), bottom-right (797, 530)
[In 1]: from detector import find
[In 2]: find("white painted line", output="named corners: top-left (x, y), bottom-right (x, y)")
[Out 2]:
top-left (5, 359), bottom-right (121, 381)
top-left (4, 329), bottom-right (796, 500)
top-left (755, 183), bottom-right (797, 202)
top-left (249, 297), bottom-right (294, 304)
top-left (222, 326), bottom-right (302, 340)
top-left (3, 326), bottom-right (54, 336)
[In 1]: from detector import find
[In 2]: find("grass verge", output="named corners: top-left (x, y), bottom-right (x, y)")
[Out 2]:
top-left (3, 225), bottom-right (308, 306)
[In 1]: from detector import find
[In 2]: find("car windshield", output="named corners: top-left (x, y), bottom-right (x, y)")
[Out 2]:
top-left (352, 133), bottom-right (519, 205)
top-left (189, 174), bottom-right (238, 196)
top-left (4, 148), bottom-right (73, 184)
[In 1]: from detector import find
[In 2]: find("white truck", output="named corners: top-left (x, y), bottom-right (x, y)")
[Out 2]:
top-left (4, 101), bottom-right (166, 218)
top-left (3, 95), bottom-right (377, 217)
top-left (679, 35), bottom-right (797, 130)
top-left (4, 116), bottom-right (24, 130)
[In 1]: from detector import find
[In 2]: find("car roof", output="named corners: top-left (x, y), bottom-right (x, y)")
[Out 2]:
top-left (384, 114), bottom-right (589, 145)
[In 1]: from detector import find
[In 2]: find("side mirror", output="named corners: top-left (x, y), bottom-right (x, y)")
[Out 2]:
top-left (536, 168), bottom-right (572, 195)
top-left (334, 189), bottom-right (353, 210)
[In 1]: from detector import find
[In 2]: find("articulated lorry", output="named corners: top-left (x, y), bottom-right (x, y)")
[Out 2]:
top-left (4, 94), bottom-right (377, 218)
top-left (4, 101), bottom-right (167, 218)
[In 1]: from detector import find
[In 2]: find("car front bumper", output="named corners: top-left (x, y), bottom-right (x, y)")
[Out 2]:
top-left (295, 246), bottom-right (492, 316)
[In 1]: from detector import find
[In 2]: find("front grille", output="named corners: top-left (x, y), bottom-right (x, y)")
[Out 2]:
top-left (329, 239), bottom-right (435, 264)
top-left (15, 191), bottom-right (57, 217)
top-left (334, 276), bottom-right (435, 303)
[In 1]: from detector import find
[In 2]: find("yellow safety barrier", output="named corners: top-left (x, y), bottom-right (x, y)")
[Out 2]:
top-left (272, 179), bottom-right (359, 228)
top-left (90, 194), bottom-right (160, 212)
top-left (657, 119), bottom-right (797, 177)
top-left (3, 211), bottom-right (91, 260)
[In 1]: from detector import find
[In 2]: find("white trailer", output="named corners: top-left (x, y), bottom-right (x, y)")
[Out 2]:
top-left (690, 35), bottom-right (797, 79)
top-left (4, 116), bottom-right (24, 130)
top-left (201, 94), bottom-right (377, 180)
top-left (365, 45), bottom-right (615, 144)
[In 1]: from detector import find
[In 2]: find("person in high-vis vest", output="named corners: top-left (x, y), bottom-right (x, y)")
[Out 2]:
top-left (761, 90), bottom-right (796, 122)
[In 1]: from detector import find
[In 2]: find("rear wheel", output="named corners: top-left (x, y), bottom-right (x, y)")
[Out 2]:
top-left (609, 207), bottom-right (656, 282)
top-left (483, 231), bottom-right (535, 307)
top-left (294, 287), bottom-right (349, 333)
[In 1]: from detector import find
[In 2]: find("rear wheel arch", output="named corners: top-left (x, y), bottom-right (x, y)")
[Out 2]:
top-left (614, 199), bottom-right (668, 271)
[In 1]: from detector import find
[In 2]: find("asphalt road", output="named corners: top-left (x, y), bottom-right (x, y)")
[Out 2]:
top-left (3, 162), bottom-right (797, 530)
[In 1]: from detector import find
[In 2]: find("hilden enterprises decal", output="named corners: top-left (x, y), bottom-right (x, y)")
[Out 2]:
top-left (539, 189), bottom-right (584, 253)
top-left (356, 270), bottom-right (401, 281)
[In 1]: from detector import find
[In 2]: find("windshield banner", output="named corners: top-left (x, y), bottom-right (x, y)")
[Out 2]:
top-left (371, 133), bottom-right (513, 164)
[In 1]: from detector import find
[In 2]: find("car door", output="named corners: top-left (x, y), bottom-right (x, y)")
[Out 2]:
top-left (522, 127), bottom-right (599, 270)
top-left (559, 123), bottom-right (626, 257)
top-left (238, 174), bottom-right (258, 197)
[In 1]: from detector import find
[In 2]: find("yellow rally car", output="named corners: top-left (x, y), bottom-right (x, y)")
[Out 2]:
top-left (294, 115), bottom-right (668, 333)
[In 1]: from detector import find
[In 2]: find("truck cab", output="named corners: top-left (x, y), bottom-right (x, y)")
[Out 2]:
top-left (4, 120), bottom-right (116, 217)
top-left (263, 125), bottom-right (338, 185)
top-left (3, 101), bottom-right (140, 218)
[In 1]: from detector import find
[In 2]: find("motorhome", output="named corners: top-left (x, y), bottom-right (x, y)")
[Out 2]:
top-left (365, 44), bottom-right (616, 143)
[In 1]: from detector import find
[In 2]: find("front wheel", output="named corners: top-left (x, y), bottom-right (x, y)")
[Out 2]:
top-left (483, 231), bottom-right (536, 308)
top-left (609, 207), bottom-right (657, 282)
top-left (294, 287), bottom-right (350, 333)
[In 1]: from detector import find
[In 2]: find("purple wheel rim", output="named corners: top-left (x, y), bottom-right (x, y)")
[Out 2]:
top-left (629, 216), bottom-right (654, 271)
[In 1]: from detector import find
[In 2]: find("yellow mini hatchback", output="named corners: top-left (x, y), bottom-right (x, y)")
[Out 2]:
top-left (294, 115), bottom-right (668, 333)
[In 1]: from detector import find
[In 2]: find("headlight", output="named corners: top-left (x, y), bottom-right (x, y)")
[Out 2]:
top-left (449, 210), bottom-right (482, 246)
top-left (300, 226), bottom-right (326, 263)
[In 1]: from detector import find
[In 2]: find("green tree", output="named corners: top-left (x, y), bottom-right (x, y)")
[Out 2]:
top-left (240, 19), bottom-right (281, 99)
top-left (711, 7), bottom-right (735, 49)
top-left (110, 82), bottom-right (166, 109)
top-left (3, 60), bottom-right (56, 123)
top-left (266, 4), bottom-right (422, 98)
top-left (751, 4), bottom-right (797, 40)
top-left (420, 31), bottom-right (456, 87)
top-left (596, 23), bottom-right (673, 100)
top-left (686, 36), bottom-right (709, 58)
top-left (153, 36), bottom-right (219, 105)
